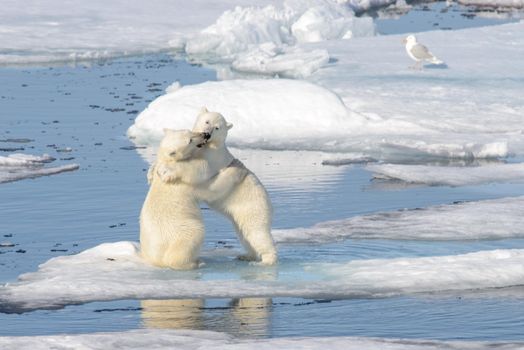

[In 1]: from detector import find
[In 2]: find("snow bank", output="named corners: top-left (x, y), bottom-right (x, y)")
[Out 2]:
top-left (2, 241), bottom-right (524, 312)
top-left (0, 153), bottom-right (79, 184)
top-left (2, 329), bottom-right (524, 350)
top-left (183, 0), bottom-right (375, 77)
top-left (128, 79), bottom-right (358, 145)
top-left (367, 162), bottom-right (524, 186)
top-left (274, 196), bottom-right (524, 243)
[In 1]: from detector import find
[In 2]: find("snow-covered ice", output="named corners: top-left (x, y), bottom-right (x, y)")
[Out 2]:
top-left (274, 196), bottom-right (524, 243)
top-left (0, 0), bottom-right (284, 65)
top-left (0, 153), bottom-right (79, 184)
top-left (2, 329), bottom-right (524, 350)
top-left (182, 0), bottom-right (375, 76)
top-left (128, 79), bottom-right (356, 146)
top-left (0, 0), bottom-right (374, 67)
top-left (367, 162), bottom-right (524, 186)
top-left (2, 241), bottom-right (524, 312)
top-left (128, 21), bottom-right (524, 161)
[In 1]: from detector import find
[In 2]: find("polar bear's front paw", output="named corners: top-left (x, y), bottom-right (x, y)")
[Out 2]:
top-left (157, 165), bottom-right (178, 183)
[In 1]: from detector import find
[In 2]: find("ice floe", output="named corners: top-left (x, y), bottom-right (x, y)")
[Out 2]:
top-left (2, 241), bottom-right (524, 312)
top-left (128, 79), bottom-right (356, 145)
top-left (367, 162), bottom-right (524, 186)
top-left (0, 153), bottom-right (79, 184)
top-left (457, 0), bottom-right (524, 8)
top-left (2, 329), bottom-right (524, 350)
top-left (183, 0), bottom-right (375, 76)
top-left (273, 196), bottom-right (524, 242)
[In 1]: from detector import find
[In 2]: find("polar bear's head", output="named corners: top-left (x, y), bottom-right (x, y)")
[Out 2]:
top-left (158, 129), bottom-right (206, 163)
top-left (192, 107), bottom-right (233, 147)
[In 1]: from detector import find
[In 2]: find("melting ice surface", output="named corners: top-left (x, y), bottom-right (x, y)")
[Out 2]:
top-left (2, 329), bottom-right (524, 350)
top-left (368, 163), bottom-right (524, 186)
top-left (273, 196), bottom-right (524, 242)
top-left (2, 240), bottom-right (524, 313)
top-left (0, 153), bottom-right (79, 184)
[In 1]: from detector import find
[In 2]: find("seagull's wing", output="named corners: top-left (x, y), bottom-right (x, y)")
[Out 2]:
top-left (410, 43), bottom-right (434, 60)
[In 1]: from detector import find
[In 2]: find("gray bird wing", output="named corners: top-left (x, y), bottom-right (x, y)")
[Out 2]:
top-left (410, 44), bottom-right (433, 59)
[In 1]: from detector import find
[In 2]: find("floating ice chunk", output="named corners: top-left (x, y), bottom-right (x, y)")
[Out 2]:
top-left (291, 4), bottom-right (374, 42)
top-left (0, 153), bottom-right (55, 166)
top-left (1, 329), bottom-right (524, 350)
top-left (128, 79), bottom-right (357, 144)
top-left (367, 162), bottom-right (524, 186)
top-left (457, 0), bottom-right (524, 7)
top-left (0, 153), bottom-right (79, 184)
top-left (273, 196), bottom-right (524, 243)
top-left (2, 241), bottom-right (524, 312)
top-left (231, 43), bottom-right (330, 78)
top-left (382, 140), bottom-right (509, 160)
top-left (341, 0), bottom-right (399, 13)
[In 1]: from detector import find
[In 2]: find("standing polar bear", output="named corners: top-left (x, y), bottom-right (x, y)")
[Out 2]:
top-left (140, 129), bottom-right (247, 269)
top-left (157, 108), bottom-right (278, 265)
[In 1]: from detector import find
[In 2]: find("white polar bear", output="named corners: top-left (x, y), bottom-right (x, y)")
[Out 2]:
top-left (156, 108), bottom-right (278, 265)
top-left (140, 129), bottom-right (247, 269)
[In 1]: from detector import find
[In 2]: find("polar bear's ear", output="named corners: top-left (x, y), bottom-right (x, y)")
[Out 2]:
top-left (227, 122), bottom-right (233, 130)
top-left (199, 106), bottom-right (209, 114)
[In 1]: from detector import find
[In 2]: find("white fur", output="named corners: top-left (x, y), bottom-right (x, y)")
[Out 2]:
top-left (140, 129), bottom-right (248, 269)
top-left (193, 108), bottom-right (278, 265)
top-left (157, 108), bottom-right (278, 265)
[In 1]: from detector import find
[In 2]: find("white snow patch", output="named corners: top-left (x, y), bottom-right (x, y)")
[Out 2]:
top-left (273, 196), bottom-right (524, 243)
top-left (367, 162), bottom-right (524, 186)
top-left (1, 329), bottom-right (524, 350)
top-left (2, 242), bottom-right (524, 312)
top-left (0, 153), bottom-right (79, 184)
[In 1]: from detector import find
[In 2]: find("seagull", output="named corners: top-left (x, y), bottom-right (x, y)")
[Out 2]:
top-left (402, 35), bottom-right (444, 69)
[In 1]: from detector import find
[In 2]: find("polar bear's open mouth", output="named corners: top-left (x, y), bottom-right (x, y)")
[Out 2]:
top-left (197, 132), bottom-right (211, 147)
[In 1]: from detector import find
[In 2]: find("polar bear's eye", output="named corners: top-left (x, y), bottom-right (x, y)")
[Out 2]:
top-left (215, 127), bottom-right (219, 130)
top-left (205, 121), bottom-right (210, 124)
top-left (188, 139), bottom-right (192, 144)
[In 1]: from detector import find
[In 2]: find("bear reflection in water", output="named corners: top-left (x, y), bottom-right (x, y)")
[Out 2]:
top-left (140, 298), bottom-right (272, 337)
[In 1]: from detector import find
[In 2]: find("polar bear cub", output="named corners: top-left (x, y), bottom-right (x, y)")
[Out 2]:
top-left (157, 108), bottom-right (278, 265)
top-left (140, 129), bottom-right (247, 269)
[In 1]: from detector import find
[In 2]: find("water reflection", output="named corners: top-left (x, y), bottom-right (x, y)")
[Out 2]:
top-left (140, 298), bottom-right (272, 338)
top-left (134, 145), bottom-right (349, 192)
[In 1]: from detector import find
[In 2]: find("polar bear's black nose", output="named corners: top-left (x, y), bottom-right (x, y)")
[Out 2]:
top-left (202, 132), bottom-right (211, 140)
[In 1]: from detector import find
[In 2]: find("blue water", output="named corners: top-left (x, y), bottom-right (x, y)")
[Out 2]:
top-left (1, 5), bottom-right (524, 340)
